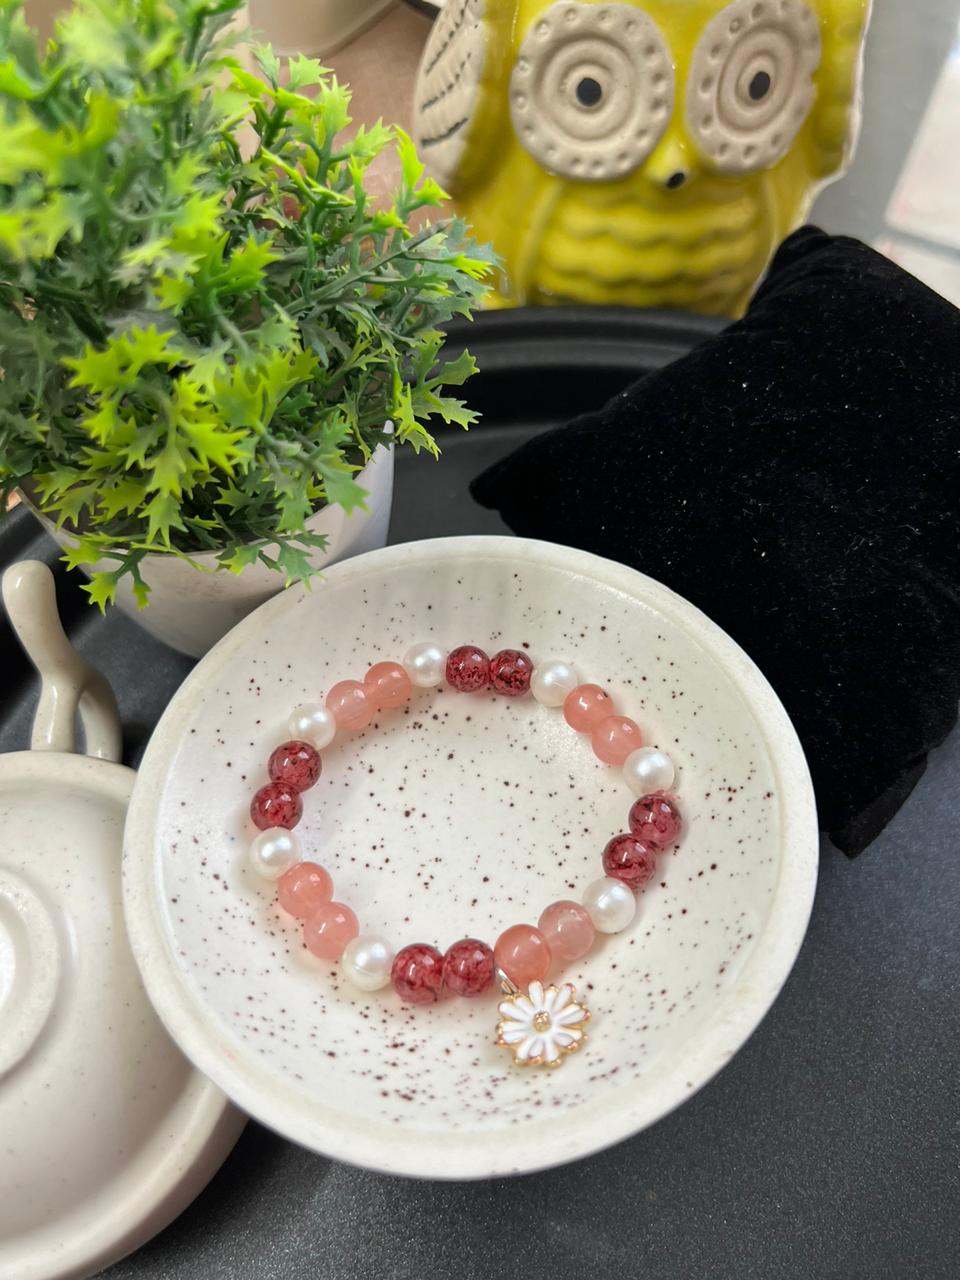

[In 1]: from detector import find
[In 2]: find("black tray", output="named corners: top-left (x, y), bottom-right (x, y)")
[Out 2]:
top-left (2, 308), bottom-right (957, 1280)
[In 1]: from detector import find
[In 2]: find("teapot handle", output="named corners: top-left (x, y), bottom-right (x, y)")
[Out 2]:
top-left (2, 560), bottom-right (122, 763)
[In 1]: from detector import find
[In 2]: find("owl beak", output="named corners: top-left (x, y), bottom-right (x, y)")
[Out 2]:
top-left (645, 134), bottom-right (699, 192)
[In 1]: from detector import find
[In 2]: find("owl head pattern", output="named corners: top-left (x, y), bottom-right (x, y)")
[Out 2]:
top-left (413, 0), bottom-right (871, 314)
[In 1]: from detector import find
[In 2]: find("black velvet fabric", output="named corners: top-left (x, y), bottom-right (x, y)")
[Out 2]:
top-left (472, 227), bottom-right (960, 855)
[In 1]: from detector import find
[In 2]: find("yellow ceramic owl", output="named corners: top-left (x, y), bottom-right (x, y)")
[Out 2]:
top-left (413, 0), bottom-right (871, 314)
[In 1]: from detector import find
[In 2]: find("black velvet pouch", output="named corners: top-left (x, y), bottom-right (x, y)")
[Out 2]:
top-left (471, 227), bottom-right (960, 855)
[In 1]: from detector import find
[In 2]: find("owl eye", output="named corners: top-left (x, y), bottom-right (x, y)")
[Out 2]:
top-left (575, 76), bottom-right (603, 108)
top-left (686, 0), bottom-right (822, 174)
top-left (510, 2), bottom-right (674, 183)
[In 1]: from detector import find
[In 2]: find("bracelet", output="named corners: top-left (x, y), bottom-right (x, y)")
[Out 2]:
top-left (244, 643), bottom-right (683, 1069)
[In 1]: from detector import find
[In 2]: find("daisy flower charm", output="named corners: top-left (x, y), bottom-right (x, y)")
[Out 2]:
top-left (495, 979), bottom-right (590, 1068)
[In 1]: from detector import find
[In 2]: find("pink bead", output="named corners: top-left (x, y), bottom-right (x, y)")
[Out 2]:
top-left (442, 938), bottom-right (495, 997)
top-left (250, 782), bottom-right (302, 831)
top-left (591, 715), bottom-right (643, 766)
top-left (277, 861), bottom-right (333, 917)
top-left (303, 900), bottom-right (358, 961)
top-left (363, 661), bottom-right (412, 710)
top-left (563, 683), bottom-right (615, 732)
top-left (392, 943), bottom-right (444, 1003)
top-left (268, 740), bottom-right (321, 792)
top-left (326, 679), bottom-right (374, 731)
top-left (446, 645), bottom-right (490, 692)
top-left (489, 649), bottom-right (534, 697)
top-left (602, 833), bottom-right (658, 891)
top-left (537, 900), bottom-right (595, 963)
top-left (629, 794), bottom-right (683, 850)
top-left (494, 924), bottom-right (552, 987)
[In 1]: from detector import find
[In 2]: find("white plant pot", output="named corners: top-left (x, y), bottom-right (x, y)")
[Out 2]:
top-left (36, 444), bottom-right (395, 658)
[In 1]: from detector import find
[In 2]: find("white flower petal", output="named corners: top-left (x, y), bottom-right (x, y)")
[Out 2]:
top-left (499, 1000), bottom-right (530, 1022)
top-left (554, 1003), bottom-right (586, 1027)
top-left (515, 1036), bottom-right (539, 1062)
top-left (540, 986), bottom-right (558, 1015)
top-left (528, 980), bottom-right (544, 1008)
top-left (553, 984), bottom-right (573, 1013)
top-left (552, 1028), bottom-right (581, 1048)
top-left (499, 1023), bottom-right (528, 1045)
top-left (514, 995), bottom-right (535, 1019)
top-left (542, 1035), bottom-right (561, 1062)
top-left (525, 1036), bottom-right (544, 1061)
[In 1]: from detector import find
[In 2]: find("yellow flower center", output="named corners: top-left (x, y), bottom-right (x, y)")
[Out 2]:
top-left (533, 1011), bottom-right (551, 1032)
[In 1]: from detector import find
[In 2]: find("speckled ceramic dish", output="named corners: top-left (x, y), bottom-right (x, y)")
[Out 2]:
top-left (124, 536), bottom-right (817, 1179)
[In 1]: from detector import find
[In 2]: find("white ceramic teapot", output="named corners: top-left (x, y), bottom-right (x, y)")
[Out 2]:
top-left (0, 561), bottom-right (243, 1280)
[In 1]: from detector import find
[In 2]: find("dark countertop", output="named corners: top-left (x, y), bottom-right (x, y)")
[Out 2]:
top-left (2, 310), bottom-right (956, 1279)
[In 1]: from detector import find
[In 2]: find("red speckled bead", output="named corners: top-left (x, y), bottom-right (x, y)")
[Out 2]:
top-left (268, 739), bottom-right (321, 792)
top-left (445, 645), bottom-right (490, 692)
top-left (591, 716), bottom-right (643, 766)
top-left (494, 924), bottom-right (552, 986)
top-left (250, 781), bottom-right (302, 831)
top-left (563, 683), bottom-right (614, 732)
top-left (303, 900), bottom-right (358, 961)
top-left (277, 861), bottom-right (333, 917)
top-left (602, 833), bottom-right (658, 891)
top-left (364, 661), bottom-right (412, 710)
top-left (489, 649), bottom-right (533, 697)
top-left (629, 794), bottom-right (683, 850)
top-left (538, 900), bottom-right (595, 963)
top-left (442, 938), bottom-right (495, 997)
top-left (392, 943), bottom-right (445, 1004)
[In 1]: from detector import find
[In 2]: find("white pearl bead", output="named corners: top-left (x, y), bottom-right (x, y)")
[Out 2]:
top-left (341, 935), bottom-right (394, 991)
top-left (403, 641), bottom-right (447, 688)
top-left (249, 827), bottom-right (300, 880)
top-left (530, 659), bottom-right (578, 708)
top-left (623, 747), bottom-right (676, 796)
top-left (288, 703), bottom-right (336, 750)
top-left (582, 876), bottom-right (636, 933)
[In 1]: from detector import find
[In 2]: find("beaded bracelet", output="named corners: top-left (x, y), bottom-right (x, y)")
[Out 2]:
top-left (245, 643), bottom-right (683, 1069)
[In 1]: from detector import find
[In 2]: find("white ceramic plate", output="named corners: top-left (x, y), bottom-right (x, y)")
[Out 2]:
top-left (124, 536), bottom-right (817, 1179)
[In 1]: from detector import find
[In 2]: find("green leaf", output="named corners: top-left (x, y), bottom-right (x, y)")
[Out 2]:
top-left (0, 55), bottom-right (43, 98)
top-left (0, 113), bottom-right (57, 183)
top-left (59, 532), bottom-right (109, 572)
top-left (142, 25), bottom-right (181, 72)
top-left (142, 490), bottom-right (187, 545)
top-left (429, 349), bottom-right (478, 388)
top-left (65, 326), bottom-right (177, 393)
top-left (96, 474), bottom-right (148, 518)
top-left (286, 54), bottom-right (328, 90)
top-left (395, 127), bottom-right (424, 188)
top-left (83, 572), bottom-right (120, 612)
top-left (253, 43), bottom-right (280, 88)
top-left (274, 540), bottom-right (315, 585)
top-left (130, 568), bottom-right (150, 608)
top-left (219, 542), bottom-right (263, 573)
top-left (0, 192), bottom-right (85, 260)
top-left (216, 233), bottom-right (279, 294)
top-left (349, 120), bottom-right (393, 161)
top-left (57, 3), bottom-right (126, 71)
top-left (322, 466), bottom-right (368, 511)
top-left (229, 63), bottom-right (267, 98)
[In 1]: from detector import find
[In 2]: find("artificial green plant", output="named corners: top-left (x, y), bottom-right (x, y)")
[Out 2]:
top-left (0, 0), bottom-right (492, 606)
